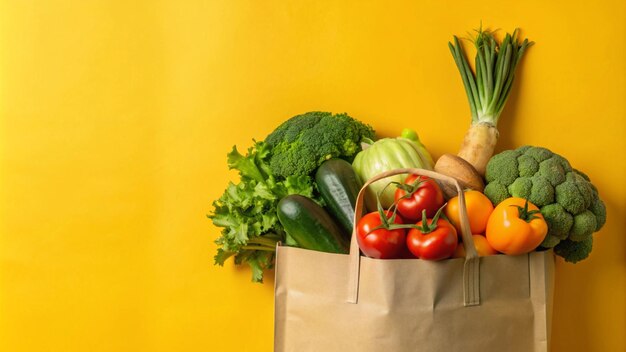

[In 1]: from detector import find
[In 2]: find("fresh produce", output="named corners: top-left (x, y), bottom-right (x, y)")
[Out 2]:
top-left (209, 25), bottom-right (609, 284)
top-left (406, 209), bottom-right (458, 260)
top-left (444, 190), bottom-right (494, 234)
top-left (315, 159), bottom-right (362, 235)
top-left (554, 237), bottom-right (593, 264)
top-left (352, 128), bottom-right (434, 209)
top-left (394, 174), bottom-right (444, 221)
top-left (434, 28), bottom-right (533, 195)
top-left (399, 128), bottom-right (434, 167)
top-left (209, 141), bottom-right (317, 282)
top-left (435, 155), bottom-right (485, 198)
top-left (483, 146), bottom-right (606, 262)
top-left (265, 111), bottom-right (375, 178)
top-left (486, 198), bottom-right (548, 255)
top-left (453, 235), bottom-right (499, 258)
top-left (277, 195), bottom-right (349, 254)
top-left (210, 111), bottom-right (375, 282)
top-left (356, 211), bottom-right (406, 259)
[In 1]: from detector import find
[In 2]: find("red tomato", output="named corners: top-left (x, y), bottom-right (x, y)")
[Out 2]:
top-left (356, 211), bottom-right (406, 259)
top-left (394, 175), bottom-right (444, 221)
top-left (407, 218), bottom-right (458, 261)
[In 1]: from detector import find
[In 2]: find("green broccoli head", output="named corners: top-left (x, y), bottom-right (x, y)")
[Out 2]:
top-left (264, 112), bottom-right (375, 177)
top-left (517, 154), bottom-right (540, 177)
top-left (524, 146), bottom-right (553, 163)
top-left (540, 203), bottom-right (573, 242)
top-left (540, 234), bottom-right (561, 249)
top-left (554, 237), bottom-right (593, 263)
top-left (555, 171), bottom-right (595, 215)
top-left (485, 149), bottom-right (520, 186)
top-left (528, 175), bottom-right (555, 207)
top-left (483, 182), bottom-right (510, 205)
top-left (485, 145), bottom-right (606, 263)
top-left (589, 195), bottom-right (607, 231)
top-left (569, 210), bottom-right (597, 241)
top-left (538, 156), bottom-right (567, 186)
top-left (508, 177), bottom-right (532, 199)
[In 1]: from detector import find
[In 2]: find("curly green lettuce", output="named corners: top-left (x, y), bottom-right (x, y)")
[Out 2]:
top-left (209, 141), bottom-right (315, 282)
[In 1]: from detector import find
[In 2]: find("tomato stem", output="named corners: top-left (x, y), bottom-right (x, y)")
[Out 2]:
top-left (392, 176), bottom-right (426, 201)
top-left (511, 198), bottom-right (541, 223)
top-left (369, 177), bottom-right (447, 235)
top-left (373, 180), bottom-right (406, 231)
top-left (415, 204), bottom-right (447, 234)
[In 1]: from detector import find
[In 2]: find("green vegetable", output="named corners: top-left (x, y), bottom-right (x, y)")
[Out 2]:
top-left (352, 130), bottom-right (434, 209)
top-left (401, 128), bottom-right (433, 164)
top-left (554, 237), bottom-right (593, 263)
top-left (210, 111), bottom-right (374, 282)
top-left (208, 141), bottom-right (317, 282)
top-left (315, 159), bottom-right (362, 236)
top-left (484, 146), bottom-right (606, 263)
top-left (277, 195), bottom-right (349, 254)
top-left (265, 111), bottom-right (375, 177)
top-left (445, 27), bottom-right (533, 176)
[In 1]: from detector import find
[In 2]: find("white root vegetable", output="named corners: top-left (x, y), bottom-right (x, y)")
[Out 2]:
top-left (435, 27), bottom-right (533, 182)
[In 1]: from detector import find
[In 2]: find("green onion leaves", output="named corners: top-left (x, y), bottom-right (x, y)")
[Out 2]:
top-left (449, 27), bottom-right (533, 126)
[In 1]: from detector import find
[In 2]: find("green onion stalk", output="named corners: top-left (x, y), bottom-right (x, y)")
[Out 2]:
top-left (448, 27), bottom-right (533, 176)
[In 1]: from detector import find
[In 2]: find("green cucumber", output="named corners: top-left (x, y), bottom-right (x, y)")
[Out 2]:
top-left (315, 159), bottom-right (362, 236)
top-left (277, 195), bottom-right (348, 254)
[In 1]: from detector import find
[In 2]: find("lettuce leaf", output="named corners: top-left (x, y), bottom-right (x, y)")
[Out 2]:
top-left (209, 141), bottom-right (315, 282)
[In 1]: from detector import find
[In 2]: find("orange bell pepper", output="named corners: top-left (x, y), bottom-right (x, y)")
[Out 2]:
top-left (485, 197), bottom-right (548, 255)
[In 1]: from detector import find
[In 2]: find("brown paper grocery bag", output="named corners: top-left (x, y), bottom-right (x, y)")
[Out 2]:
top-left (274, 168), bottom-right (555, 352)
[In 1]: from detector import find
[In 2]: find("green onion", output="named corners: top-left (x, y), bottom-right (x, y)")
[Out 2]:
top-left (449, 27), bottom-right (533, 126)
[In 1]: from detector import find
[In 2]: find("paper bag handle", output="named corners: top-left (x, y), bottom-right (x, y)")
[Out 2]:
top-left (347, 168), bottom-right (481, 307)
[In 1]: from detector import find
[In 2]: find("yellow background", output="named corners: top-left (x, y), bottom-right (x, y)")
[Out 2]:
top-left (1, 1), bottom-right (624, 351)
